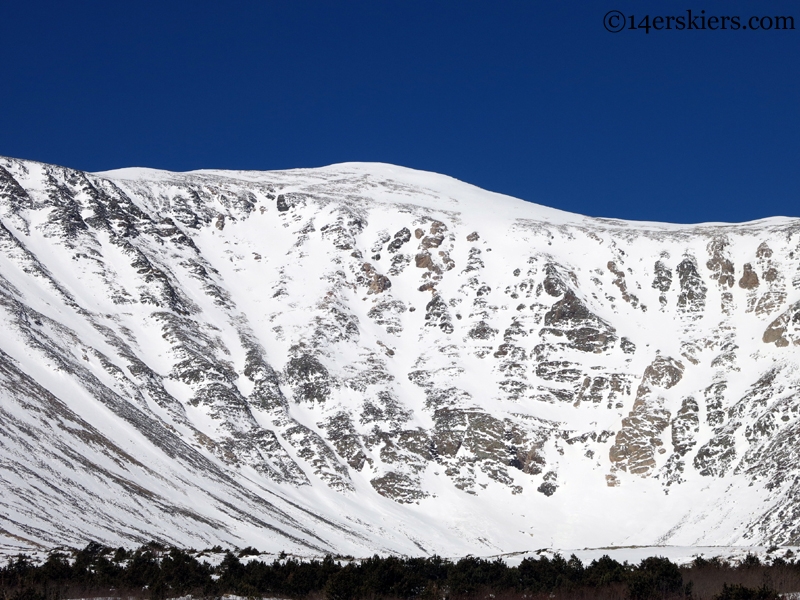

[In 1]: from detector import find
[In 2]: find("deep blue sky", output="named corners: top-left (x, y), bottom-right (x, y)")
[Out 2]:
top-left (1, 1), bottom-right (797, 223)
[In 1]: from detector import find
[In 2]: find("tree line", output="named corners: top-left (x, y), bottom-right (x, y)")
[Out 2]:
top-left (0, 541), bottom-right (793, 600)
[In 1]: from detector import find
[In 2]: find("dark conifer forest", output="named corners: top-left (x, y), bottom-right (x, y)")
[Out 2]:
top-left (1, 543), bottom-right (796, 600)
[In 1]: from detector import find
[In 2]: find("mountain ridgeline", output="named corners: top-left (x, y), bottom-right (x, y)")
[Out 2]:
top-left (1, 156), bottom-right (799, 555)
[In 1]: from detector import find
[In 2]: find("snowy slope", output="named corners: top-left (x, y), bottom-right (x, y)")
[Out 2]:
top-left (1, 156), bottom-right (800, 556)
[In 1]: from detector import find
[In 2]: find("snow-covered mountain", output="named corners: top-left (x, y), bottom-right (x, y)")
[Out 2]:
top-left (1, 156), bottom-right (799, 556)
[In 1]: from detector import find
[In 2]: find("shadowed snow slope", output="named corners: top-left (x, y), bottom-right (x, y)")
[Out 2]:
top-left (1, 156), bottom-right (799, 555)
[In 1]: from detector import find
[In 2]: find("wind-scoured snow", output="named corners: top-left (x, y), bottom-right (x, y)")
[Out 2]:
top-left (1, 156), bottom-right (800, 557)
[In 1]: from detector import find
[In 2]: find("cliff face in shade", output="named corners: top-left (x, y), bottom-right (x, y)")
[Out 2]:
top-left (1, 155), bottom-right (800, 556)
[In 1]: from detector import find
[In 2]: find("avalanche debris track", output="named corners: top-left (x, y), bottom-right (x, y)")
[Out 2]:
top-left (1, 156), bottom-right (800, 555)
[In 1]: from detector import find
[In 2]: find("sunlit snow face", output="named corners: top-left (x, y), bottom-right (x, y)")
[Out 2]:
top-left (0, 156), bottom-right (798, 556)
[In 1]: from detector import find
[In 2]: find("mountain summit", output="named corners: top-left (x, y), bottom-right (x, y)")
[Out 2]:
top-left (1, 156), bottom-right (799, 555)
